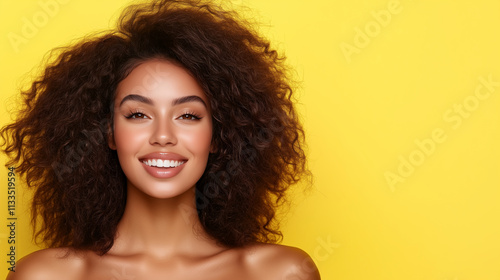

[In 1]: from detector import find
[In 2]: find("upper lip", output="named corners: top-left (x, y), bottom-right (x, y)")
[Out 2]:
top-left (138, 152), bottom-right (187, 161)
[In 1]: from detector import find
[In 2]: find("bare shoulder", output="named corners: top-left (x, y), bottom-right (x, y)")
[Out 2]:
top-left (241, 243), bottom-right (321, 280)
top-left (6, 248), bottom-right (87, 280)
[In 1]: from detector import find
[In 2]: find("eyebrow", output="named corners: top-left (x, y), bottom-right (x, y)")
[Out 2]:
top-left (172, 95), bottom-right (207, 108)
top-left (119, 94), bottom-right (207, 108)
top-left (119, 94), bottom-right (153, 107)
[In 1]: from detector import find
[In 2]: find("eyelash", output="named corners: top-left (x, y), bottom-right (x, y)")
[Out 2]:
top-left (124, 111), bottom-right (201, 121)
top-left (177, 112), bottom-right (201, 121)
top-left (124, 110), bottom-right (148, 119)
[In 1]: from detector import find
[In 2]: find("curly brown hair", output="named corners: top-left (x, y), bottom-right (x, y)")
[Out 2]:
top-left (1, 0), bottom-right (308, 255)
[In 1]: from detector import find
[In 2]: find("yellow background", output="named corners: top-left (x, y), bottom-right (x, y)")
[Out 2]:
top-left (1, 0), bottom-right (500, 279)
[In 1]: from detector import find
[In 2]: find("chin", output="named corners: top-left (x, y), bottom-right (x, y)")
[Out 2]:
top-left (128, 180), bottom-right (196, 200)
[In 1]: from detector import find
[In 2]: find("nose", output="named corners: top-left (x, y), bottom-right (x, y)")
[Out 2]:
top-left (149, 119), bottom-right (177, 146)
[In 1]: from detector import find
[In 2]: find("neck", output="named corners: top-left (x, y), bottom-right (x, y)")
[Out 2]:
top-left (111, 183), bottom-right (220, 258)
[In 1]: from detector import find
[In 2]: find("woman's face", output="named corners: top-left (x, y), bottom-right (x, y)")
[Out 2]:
top-left (110, 59), bottom-right (212, 199)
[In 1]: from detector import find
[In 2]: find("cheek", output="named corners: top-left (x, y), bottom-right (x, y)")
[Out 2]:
top-left (113, 120), bottom-right (147, 153)
top-left (179, 125), bottom-right (213, 155)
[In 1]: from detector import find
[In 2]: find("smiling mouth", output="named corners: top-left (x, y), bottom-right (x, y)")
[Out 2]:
top-left (142, 159), bottom-right (186, 168)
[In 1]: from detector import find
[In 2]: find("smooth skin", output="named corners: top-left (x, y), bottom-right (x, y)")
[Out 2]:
top-left (7, 60), bottom-right (320, 280)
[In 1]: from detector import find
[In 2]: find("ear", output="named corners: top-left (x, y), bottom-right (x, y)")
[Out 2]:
top-left (107, 123), bottom-right (116, 150)
top-left (209, 141), bottom-right (217, 153)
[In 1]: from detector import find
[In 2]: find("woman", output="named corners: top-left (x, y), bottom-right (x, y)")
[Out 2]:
top-left (2, 0), bottom-right (319, 279)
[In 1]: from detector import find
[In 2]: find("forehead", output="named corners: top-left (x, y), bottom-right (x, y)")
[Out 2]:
top-left (115, 59), bottom-right (208, 104)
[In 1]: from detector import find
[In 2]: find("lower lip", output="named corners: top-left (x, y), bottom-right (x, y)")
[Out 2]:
top-left (141, 161), bottom-right (187, 179)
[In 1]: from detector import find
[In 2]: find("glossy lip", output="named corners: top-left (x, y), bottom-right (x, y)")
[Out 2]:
top-left (139, 152), bottom-right (188, 179)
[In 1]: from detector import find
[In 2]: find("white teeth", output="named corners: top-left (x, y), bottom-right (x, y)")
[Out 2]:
top-left (142, 159), bottom-right (185, 168)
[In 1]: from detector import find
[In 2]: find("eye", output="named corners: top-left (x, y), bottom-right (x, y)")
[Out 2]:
top-left (125, 112), bottom-right (149, 119)
top-left (177, 113), bottom-right (201, 121)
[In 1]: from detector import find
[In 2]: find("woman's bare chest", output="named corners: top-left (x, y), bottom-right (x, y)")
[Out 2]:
top-left (83, 253), bottom-right (253, 280)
